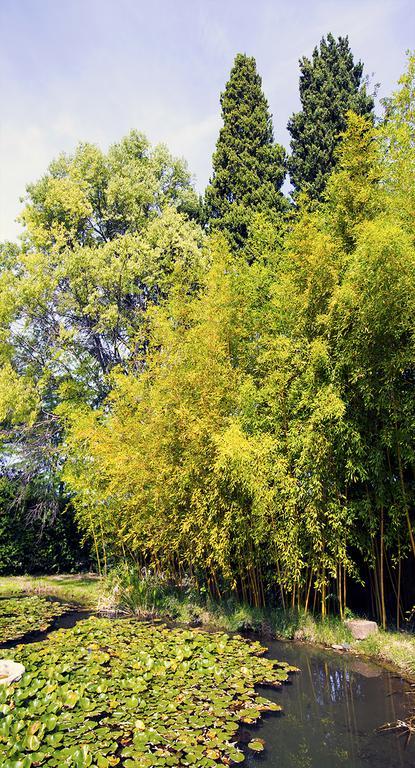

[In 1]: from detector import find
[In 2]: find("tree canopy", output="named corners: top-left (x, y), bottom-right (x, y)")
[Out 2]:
top-left (205, 53), bottom-right (286, 246)
top-left (287, 33), bottom-right (374, 199)
top-left (0, 43), bottom-right (414, 628)
top-left (51, 56), bottom-right (415, 624)
top-left (0, 131), bottom-right (204, 526)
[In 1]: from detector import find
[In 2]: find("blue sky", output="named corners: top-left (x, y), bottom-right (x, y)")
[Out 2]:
top-left (0, 0), bottom-right (413, 240)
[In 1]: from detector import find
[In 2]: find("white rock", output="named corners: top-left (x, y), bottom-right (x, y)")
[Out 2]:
top-left (0, 660), bottom-right (25, 685)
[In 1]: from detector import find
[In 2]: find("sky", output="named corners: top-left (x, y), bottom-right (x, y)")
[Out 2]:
top-left (0, 0), bottom-right (413, 241)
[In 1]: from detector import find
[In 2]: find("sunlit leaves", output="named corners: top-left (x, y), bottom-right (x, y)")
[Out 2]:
top-left (0, 597), bottom-right (71, 644)
top-left (0, 617), bottom-right (293, 766)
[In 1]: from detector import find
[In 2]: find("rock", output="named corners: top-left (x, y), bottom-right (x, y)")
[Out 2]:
top-left (331, 644), bottom-right (344, 651)
top-left (345, 619), bottom-right (378, 640)
top-left (0, 660), bottom-right (25, 685)
top-left (349, 659), bottom-right (382, 678)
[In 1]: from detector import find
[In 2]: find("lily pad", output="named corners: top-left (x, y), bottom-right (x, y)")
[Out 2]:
top-left (247, 738), bottom-right (265, 752)
top-left (0, 616), bottom-right (295, 766)
top-left (0, 597), bottom-right (72, 645)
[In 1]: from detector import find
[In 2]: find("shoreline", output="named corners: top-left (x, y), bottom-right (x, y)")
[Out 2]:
top-left (1, 573), bottom-right (414, 684)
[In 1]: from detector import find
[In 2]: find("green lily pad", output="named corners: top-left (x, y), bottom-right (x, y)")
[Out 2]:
top-left (0, 596), bottom-right (72, 645)
top-left (0, 616), bottom-right (295, 766)
top-left (247, 739), bottom-right (265, 752)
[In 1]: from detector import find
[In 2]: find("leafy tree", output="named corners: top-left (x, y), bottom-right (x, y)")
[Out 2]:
top-left (380, 53), bottom-right (415, 230)
top-left (60, 58), bottom-right (415, 621)
top-left (0, 131), bottom-right (204, 528)
top-left (1, 50), bottom-right (414, 625)
top-left (4, 132), bottom-right (202, 397)
top-left (205, 54), bottom-right (286, 247)
top-left (0, 132), bottom-right (203, 409)
top-left (287, 34), bottom-right (374, 199)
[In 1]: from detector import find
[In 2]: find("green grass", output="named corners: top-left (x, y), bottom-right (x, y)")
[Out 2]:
top-left (359, 630), bottom-right (415, 677)
top-left (0, 574), bottom-right (102, 608)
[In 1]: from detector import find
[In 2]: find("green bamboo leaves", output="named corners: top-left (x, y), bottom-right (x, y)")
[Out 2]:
top-left (62, 55), bottom-right (415, 624)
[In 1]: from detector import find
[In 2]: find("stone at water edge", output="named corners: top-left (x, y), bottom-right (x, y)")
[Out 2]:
top-left (345, 619), bottom-right (378, 640)
top-left (0, 660), bottom-right (25, 685)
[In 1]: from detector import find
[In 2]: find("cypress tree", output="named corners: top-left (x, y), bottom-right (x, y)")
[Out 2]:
top-left (287, 33), bottom-right (374, 200)
top-left (205, 53), bottom-right (286, 246)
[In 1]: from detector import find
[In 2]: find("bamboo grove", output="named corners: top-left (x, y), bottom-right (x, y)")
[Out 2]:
top-left (0, 43), bottom-right (414, 627)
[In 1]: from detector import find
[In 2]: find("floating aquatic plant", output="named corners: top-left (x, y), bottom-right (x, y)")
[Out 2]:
top-left (0, 596), bottom-right (72, 645)
top-left (0, 616), bottom-right (297, 766)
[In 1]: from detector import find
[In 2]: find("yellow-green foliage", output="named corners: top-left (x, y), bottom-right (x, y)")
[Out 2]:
top-left (0, 363), bottom-right (39, 427)
top-left (1, 57), bottom-right (415, 624)
top-left (0, 131), bottom-right (203, 524)
top-left (60, 58), bottom-right (415, 619)
top-left (0, 131), bottom-right (203, 424)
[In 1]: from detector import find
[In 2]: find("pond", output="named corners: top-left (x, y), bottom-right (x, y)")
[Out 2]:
top-left (0, 614), bottom-right (294, 767)
top-left (242, 638), bottom-right (415, 768)
top-left (1, 601), bottom-right (414, 767)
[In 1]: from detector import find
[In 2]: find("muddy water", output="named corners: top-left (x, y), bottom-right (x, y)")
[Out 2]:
top-left (244, 639), bottom-right (415, 768)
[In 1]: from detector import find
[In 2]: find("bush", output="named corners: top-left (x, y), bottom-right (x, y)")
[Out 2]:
top-left (104, 564), bottom-right (203, 621)
top-left (0, 477), bottom-right (88, 575)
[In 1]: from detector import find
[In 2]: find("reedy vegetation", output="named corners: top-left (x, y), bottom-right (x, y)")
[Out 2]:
top-left (0, 45), bottom-right (414, 630)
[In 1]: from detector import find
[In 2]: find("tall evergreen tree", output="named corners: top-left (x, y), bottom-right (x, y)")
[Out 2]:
top-left (205, 54), bottom-right (286, 246)
top-left (287, 34), bottom-right (374, 199)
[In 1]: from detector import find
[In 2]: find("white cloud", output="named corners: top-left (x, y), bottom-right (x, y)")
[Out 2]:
top-left (0, 123), bottom-right (49, 240)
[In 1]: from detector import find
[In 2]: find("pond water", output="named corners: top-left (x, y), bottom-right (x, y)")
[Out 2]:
top-left (243, 638), bottom-right (415, 768)
top-left (2, 604), bottom-right (414, 767)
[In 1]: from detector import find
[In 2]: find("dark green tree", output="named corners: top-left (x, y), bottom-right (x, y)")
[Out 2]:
top-left (205, 53), bottom-right (286, 246)
top-left (287, 34), bottom-right (374, 199)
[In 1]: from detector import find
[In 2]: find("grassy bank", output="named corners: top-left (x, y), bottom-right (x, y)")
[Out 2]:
top-left (1, 573), bottom-right (414, 679)
top-left (200, 605), bottom-right (415, 678)
top-left (0, 573), bottom-right (102, 608)
top-left (99, 569), bottom-right (415, 679)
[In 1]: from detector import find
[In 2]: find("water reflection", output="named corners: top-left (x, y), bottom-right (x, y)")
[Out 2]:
top-left (243, 639), bottom-right (415, 768)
